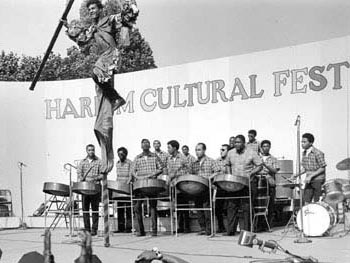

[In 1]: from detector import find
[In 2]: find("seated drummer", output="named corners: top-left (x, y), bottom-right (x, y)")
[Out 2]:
top-left (214, 144), bottom-right (231, 233)
top-left (165, 140), bottom-right (190, 233)
top-left (256, 140), bottom-right (279, 231)
top-left (300, 133), bottom-right (326, 204)
top-left (189, 143), bottom-right (220, 236)
top-left (115, 147), bottom-right (132, 233)
top-left (225, 135), bottom-right (262, 235)
top-left (132, 139), bottom-right (163, 237)
top-left (77, 144), bottom-right (103, 236)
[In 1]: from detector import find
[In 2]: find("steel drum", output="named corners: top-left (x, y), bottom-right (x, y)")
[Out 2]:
top-left (254, 175), bottom-right (269, 213)
top-left (43, 182), bottom-right (70, 197)
top-left (336, 178), bottom-right (350, 199)
top-left (176, 174), bottom-right (209, 196)
top-left (323, 179), bottom-right (344, 204)
top-left (213, 174), bottom-right (248, 192)
top-left (72, 181), bottom-right (101, 195)
top-left (107, 180), bottom-right (131, 200)
top-left (107, 180), bottom-right (130, 195)
top-left (133, 178), bottom-right (167, 197)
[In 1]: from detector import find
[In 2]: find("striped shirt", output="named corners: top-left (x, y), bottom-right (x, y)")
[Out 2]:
top-left (246, 140), bottom-right (260, 154)
top-left (133, 152), bottom-right (163, 178)
top-left (189, 156), bottom-right (221, 178)
top-left (227, 148), bottom-right (262, 177)
top-left (116, 159), bottom-right (132, 181)
top-left (302, 146), bottom-right (326, 181)
top-left (165, 152), bottom-right (189, 180)
top-left (77, 156), bottom-right (102, 183)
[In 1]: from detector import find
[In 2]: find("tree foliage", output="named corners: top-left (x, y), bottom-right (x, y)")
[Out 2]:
top-left (0, 0), bottom-right (156, 81)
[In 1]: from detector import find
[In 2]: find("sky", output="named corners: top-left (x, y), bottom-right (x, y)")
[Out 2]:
top-left (1, 0), bottom-right (350, 67)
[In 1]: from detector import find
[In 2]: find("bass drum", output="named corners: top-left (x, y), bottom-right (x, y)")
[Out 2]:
top-left (296, 202), bottom-right (337, 236)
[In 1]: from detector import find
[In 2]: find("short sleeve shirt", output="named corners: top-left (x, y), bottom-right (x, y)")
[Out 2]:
top-left (227, 148), bottom-right (262, 177)
top-left (116, 159), bottom-right (132, 181)
top-left (133, 152), bottom-right (163, 178)
top-left (190, 156), bottom-right (221, 178)
top-left (301, 147), bottom-right (326, 181)
top-left (166, 152), bottom-right (189, 179)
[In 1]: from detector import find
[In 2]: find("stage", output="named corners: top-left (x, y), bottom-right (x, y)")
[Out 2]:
top-left (0, 226), bottom-right (349, 263)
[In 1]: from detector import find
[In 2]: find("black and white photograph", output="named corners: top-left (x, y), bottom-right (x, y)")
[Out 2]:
top-left (0, 0), bottom-right (350, 262)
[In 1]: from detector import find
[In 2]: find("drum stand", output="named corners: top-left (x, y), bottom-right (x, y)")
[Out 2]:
top-left (283, 196), bottom-right (299, 234)
top-left (175, 180), bottom-right (214, 237)
top-left (294, 115), bottom-right (311, 244)
top-left (131, 184), bottom-right (174, 236)
top-left (61, 163), bottom-right (79, 244)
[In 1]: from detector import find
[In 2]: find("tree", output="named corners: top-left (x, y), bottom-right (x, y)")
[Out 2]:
top-left (0, 0), bottom-right (156, 82)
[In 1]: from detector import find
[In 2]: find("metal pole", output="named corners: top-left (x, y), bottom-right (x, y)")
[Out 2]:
top-left (19, 163), bottom-right (27, 229)
top-left (294, 115), bottom-right (311, 243)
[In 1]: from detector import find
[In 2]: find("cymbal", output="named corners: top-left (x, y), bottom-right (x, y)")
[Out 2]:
top-left (336, 158), bottom-right (350, 171)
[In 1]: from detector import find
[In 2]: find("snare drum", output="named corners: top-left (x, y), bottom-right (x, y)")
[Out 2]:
top-left (296, 202), bottom-right (337, 236)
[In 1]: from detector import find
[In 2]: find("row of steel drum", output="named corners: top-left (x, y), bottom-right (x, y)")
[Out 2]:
top-left (42, 173), bottom-right (250, 200)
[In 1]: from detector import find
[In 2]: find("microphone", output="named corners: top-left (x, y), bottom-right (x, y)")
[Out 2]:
top-left (18, 161), bottom-right (27, 167)
top-left (294, 115), bottom-right (300, 126)
top-left (238, 231), bottom-right (277, 251)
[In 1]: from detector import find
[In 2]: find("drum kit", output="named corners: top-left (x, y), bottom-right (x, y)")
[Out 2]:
top-left (291, 157), bottom-right (350, 237)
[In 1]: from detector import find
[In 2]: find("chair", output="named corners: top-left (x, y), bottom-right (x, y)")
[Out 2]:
top-left (0, 190), bottom-right (13, 217)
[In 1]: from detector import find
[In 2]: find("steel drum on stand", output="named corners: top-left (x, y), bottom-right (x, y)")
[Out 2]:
top-left (72, 181), bottom-right (101, 195)
top-left (107, 180), bottom-right (131, 200)
top-left (43, 182), bottom-right (70, 197)
top-left (133, 178), bottom-right (167, 197)
top-left (213, 174), bottom-right (248, 192)
top-left (175, 174), bottom-right (209, 196)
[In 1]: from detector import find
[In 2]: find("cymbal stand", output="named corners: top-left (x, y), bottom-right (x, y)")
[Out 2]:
top-left (294, 115), bottom-right (311, 244)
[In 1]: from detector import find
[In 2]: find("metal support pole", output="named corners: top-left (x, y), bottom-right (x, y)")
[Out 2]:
top-left (294, 115), bottom-right (311, 243)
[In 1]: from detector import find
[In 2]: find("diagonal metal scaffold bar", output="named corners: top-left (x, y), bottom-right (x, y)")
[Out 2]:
top-left (29, 0), bottom-right (75, 91)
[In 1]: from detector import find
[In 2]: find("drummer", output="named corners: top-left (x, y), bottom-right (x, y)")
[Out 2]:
top-left (300, 133), bottom-right (326, 203)
top-left (77, 144), bottom-right (103, 236)
top-left (215, 144), bottom-right (231, 233)
top-left (226, 135), bottom-right (262, 235)
top-left (165, 140), bottom-right (190, 233)
top-left (189, 143), bottom-right (221, 235)
top-left (132, 139), bottom-right (163, 237)
top-left (181, 145), bottom-right (196, 165)
top-left (246, 129), bottom-right (260, 154)
top-left (115, 147), bottom-right (132, 233)
top-left (256, 140), bottom-right (279, 231)
top-left (153, 140), bottom-right (169, 168)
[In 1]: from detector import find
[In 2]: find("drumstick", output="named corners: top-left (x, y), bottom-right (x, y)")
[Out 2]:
top-left (82, 166), bottom-right (94, 181)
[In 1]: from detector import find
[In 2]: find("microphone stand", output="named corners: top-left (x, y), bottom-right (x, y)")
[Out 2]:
top-left (18, 162), bottom-right (27, 229)
top-left (294, 116), bottom-right (311, 244)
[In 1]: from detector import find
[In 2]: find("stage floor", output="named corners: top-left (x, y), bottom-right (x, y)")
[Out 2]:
top-left (0, 226), bottom-right (349, 263)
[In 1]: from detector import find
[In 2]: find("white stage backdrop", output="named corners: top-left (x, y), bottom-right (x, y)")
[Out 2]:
top-left (1, 36), bottom-right (350, 216)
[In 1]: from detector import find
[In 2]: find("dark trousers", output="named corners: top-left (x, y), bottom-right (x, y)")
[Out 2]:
top-left (215, 199), bottom-right (226, 232)
top-left (226, 187), bottom-right (251, 234)
top-left (135, 199), bottom-right (157, 234)
top-left (177, 195), bottom-right (190, 232)
top-left (194, 197), bottom-right (211, 233)
top-left (92, 75), bottom-right (123, 103)
top-left (304, 180), bottom-right (324, 203)
top-left (117, 201), bottom-right (132, 231)
top-left (82, 193), bottom-right (100, 233)
top-left (268, 186), bottom-right (276, 225)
